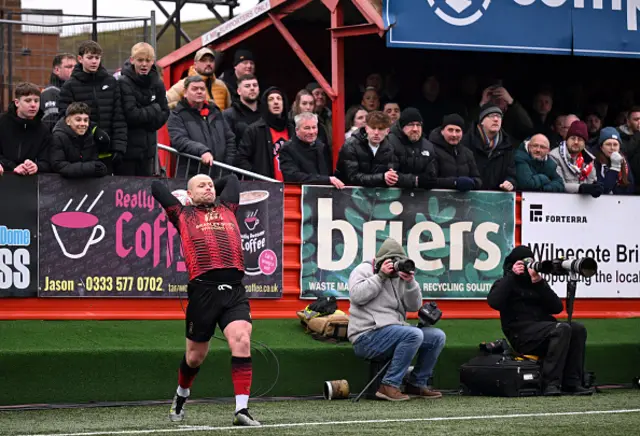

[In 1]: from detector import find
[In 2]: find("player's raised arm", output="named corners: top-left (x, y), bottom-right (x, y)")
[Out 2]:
top-left (151, 180), bottom-right (182, 210)
top-left (215, 174), bottom-right (240, 208)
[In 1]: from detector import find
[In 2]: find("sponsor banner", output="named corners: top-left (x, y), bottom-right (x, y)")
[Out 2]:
top-left (384, 0), bottom-right (640, 58)
top-left (38, 175), bottom-right (283, 298)
top-left (522, 193), bottom-right (640, 298)
top-left (300, 186), bottom-right (515, 299)
top-left (0, 175), bottom-right (38, 297)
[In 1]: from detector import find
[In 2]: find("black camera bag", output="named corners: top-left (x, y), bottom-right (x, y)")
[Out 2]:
top-left (459, 354), bottom-right (542, 397)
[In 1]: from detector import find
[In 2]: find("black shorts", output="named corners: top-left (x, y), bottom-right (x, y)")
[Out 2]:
top-left (186, 281), bottom-right (252, 342)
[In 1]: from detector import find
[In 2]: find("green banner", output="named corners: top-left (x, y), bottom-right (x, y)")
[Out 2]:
top-left (300, 187), bottom-right (515, 300)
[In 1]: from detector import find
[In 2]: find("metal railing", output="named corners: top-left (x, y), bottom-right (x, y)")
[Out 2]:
top-left (0, 10), bottom-right (156, 108)
top-left (157, 144), bottom-right (281, 183)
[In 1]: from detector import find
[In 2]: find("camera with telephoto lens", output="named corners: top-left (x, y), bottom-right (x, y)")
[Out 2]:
top-left (522, 257), bottom-right (597, 278)
top-left (393, 258), bottom-right (416, 274)
top-left (417, 301), bottom-right (442, 326)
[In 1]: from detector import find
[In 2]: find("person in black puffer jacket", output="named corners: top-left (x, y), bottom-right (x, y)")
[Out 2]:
top-left (58, 41), bottom-right (127, 174)
top-left (429, 114), bottom-right (482, 191)
top-left (0, 82), bottom-right (52, 176)
top-left (488, 246), bottom-right (592, 397)
top-left (51, 102), bottom-right (110, 178)
top-left (336, 111), bottom-right (398, 187)
top-left (118, 43), bottom-right (169, 176)
top-left (388, 107), bottom-right (438, 190)
top-left (461, 103), bottom-right (516, 192)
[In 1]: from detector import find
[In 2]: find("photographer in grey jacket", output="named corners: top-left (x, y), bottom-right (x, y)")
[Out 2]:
top-left (348, 238), bottom-right (446, 401)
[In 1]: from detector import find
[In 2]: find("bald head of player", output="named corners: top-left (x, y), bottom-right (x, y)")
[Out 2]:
top-left (187, 174), bottom-right (216, 205)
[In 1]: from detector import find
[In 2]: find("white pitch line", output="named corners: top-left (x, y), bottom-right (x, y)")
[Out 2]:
top-left (15, 408), bottom-right (640, 436)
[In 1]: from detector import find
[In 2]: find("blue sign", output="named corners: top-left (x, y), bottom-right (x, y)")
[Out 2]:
top-left (384, 0), bottom-right (640, 58)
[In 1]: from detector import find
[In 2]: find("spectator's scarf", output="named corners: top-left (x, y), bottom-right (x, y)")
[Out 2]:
top-left (559, 142), bottom-right (593, 181)
top-left (478, 125), bottom-right (501, 153)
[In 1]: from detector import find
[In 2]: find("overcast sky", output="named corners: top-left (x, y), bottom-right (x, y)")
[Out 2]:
top-left (21, 0), bottom-right (256, 22)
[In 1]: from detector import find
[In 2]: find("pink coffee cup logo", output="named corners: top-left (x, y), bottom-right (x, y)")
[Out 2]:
top-left (239, 190), bottom-right (270, 276)
top-left (52, 191), bottom-right (105, 259)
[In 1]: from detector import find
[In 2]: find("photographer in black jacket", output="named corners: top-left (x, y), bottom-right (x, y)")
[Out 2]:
top-left (488, 246), bottom-right (592, 396)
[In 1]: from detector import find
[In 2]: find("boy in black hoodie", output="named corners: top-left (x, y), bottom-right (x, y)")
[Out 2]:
top-left (58, 40), bottom-right (127, 175)
top-left (51, 103), bottom-right (110, 178)
top-left (0, 82), bottom-right (51, 176)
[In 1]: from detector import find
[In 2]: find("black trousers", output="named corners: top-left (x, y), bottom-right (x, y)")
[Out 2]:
top-left (510, 321), bottom-right (587, 388)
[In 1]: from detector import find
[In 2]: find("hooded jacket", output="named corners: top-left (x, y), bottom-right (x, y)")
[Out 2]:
top-left (336, 126), bottom-right (398, 187)
top-left (118, 61), bottom-right (170, 160)
top-left (50, 119), bottom-right (104, 178)
top-left (347, 239), bottom-right (422, 344)
top-left (235, 87), bottom-right (294, 177)
top-left (548, 143), bottom-right (597, 193)
top-left (428, 128), bottom-right (482, 190)
top-left (487, 246), bottom-right (563, 341)
top-left (514, 141), bottom-right (565, 192)
top-left (166, 65), bottom-right (231, 111)
top-left (58, 63), bottom-right (127, 154)
top-left (40, 73), bottom-right (66, 131)
top-left (0, 102), bottom-right (51, 172)
top-left (461, 124), bottom-right (516, 190)
top-left (387, 123), bottom-right (437, 189)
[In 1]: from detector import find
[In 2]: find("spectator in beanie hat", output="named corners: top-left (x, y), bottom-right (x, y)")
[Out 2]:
top-left (461, 102), bottom-right (516, 191)
top-left (222, 49), bottom-right (258, 104)
top-left (594, 127), bottom-right (634, 195)
top-left (387, 107), bottom-right (437, 189)
top-left (429, 114), bottom-right (482, 191)
top-left (549, 120), bottom-right (603, 197)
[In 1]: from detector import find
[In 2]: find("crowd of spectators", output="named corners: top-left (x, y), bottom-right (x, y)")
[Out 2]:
top-left (1, 41), bottom-right (639, 199)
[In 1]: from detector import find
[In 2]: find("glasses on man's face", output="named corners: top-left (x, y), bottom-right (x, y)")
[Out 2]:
top-left (529, 143), bottom-right (549, 151)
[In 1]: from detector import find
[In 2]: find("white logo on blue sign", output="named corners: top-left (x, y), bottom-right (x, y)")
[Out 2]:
top-left (427, 0), bottom-right (492, 26)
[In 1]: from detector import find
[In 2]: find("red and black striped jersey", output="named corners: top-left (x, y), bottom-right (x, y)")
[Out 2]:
top-left (152, 176), bottom-right (244, 281)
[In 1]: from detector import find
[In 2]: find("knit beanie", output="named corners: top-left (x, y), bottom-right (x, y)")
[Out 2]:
top-left (441, 113), bottom-right (465, 130)
top-left (566, 120), bottom-right (589, 142)
top-left (399, 107), bottom-right (423, 129)
top-left (598, 127), bottom-right (621, 147)
top-left (478, 103), bottom-right (503, 122)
